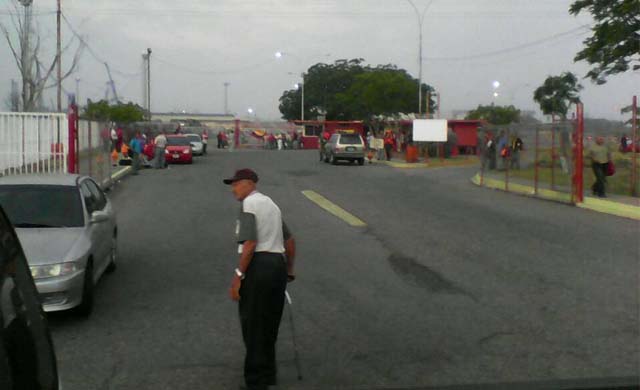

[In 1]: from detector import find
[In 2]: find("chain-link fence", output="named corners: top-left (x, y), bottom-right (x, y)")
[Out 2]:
top-left (77, 120), bottom-right (114, 188)
top-left (476, 101), bottom-right (639, 202)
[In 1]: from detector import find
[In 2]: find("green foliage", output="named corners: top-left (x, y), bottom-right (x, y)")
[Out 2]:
top-left (465, 104), bottom-right (521, 125)
top-left (84, 100), bottom-right (145, 123)
top-left (533, 72), bottom-right (583, 118)
top-left (278, 59), bottom-right (435, 121)
top-left (569, 0), bottom-right (640, 84)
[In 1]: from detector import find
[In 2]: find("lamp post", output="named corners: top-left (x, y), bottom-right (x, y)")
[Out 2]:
top-left (406, 0), bottom-right (434, 116)
top-left (277, 51), bottom-right (330, 121)
top-left (292, 75), bottom-right (305, 121)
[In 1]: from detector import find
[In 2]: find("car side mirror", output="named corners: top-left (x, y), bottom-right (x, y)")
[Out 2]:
top-left (90, 211), bottom-right (109, 224)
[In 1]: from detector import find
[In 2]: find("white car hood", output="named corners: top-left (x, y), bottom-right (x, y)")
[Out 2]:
top-left (15, 228), bottom-right (85, 266)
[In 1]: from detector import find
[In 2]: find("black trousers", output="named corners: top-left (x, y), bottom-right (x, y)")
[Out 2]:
top-left (592, 162), bottom-right (607, 196)
top-left (384, 144), bottom-right (392, 160)
top-left (239, 252), bottom-right (287, 390)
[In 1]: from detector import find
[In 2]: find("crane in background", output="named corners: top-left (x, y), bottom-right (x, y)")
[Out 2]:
top-left (103, 63), bottom-right (119, 103)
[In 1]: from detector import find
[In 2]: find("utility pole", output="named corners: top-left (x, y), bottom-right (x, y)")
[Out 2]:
top-left (75, 77), bottom-right (80, 106)
top-left (406, 0), bottom-right (434, 116)
top-left (301, 73), bottom-right (305, 121)
top-left (18, 0), bottom-right (32, 111)
top-left (57, 0), bottom-right (62, 112)
top-left (224, 82), bottom-right (230, 115)
top-left (147, 48), bottom-right (152, 120)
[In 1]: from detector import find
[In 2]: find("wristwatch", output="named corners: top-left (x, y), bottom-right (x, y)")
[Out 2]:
top-left (235, 268), bottom-right (245, 280)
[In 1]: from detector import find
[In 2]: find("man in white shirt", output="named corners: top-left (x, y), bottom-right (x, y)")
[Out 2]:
top-left (153, 132), bottom-right (167, 169)
top-left (224, 168), bottom-right (296, 390)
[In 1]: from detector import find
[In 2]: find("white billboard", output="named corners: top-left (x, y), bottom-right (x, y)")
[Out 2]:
top-left (412, 119), bottom-right (448, 142)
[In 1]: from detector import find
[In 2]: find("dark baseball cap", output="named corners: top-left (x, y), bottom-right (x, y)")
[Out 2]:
top-left (223, 169), bottom-right (259, 185)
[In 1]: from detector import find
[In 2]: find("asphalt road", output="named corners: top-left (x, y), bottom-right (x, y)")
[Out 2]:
top-left (48, 149), bottom-right (639, 389)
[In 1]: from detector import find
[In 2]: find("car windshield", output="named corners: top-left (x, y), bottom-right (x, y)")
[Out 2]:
top-left (166, 137), bottom-right (191, 146)
top-left (0, 185), bottom-right (84, 228)
top-left (186, 135), bottom-right (201, 142)
top-left (339, 134), bottom-right (362, 145)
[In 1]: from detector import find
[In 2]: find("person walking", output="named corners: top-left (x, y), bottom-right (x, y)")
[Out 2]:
top-left (217, 131), bottom-right (224, 149)
top-left (116, 127), bottom-right (124, 158)
top-left (110, 127), bottom-right (118, 152)
top-left (129, 132), bottom-right (143, 175)
top-left (202, 130), bottom-right (209, 154)
top-left (224, 169), bottom-right (296, 390)
top-left (153, 131), bottom-right (168, 169)
top-left (587, 136), bottom-right (611, 198)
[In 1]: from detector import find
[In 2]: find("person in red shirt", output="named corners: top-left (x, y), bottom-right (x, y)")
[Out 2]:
top-left (383, 131), bottom-right (395, 161)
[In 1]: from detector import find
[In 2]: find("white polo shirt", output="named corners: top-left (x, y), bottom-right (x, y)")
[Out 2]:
top-left (236, 191), bottom-right (288, 254)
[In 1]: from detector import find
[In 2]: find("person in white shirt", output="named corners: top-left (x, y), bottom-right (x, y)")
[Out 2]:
top-left (224, 168), bottom-right (296, 390)
top-left (153, 132), bottom-right (167, 169)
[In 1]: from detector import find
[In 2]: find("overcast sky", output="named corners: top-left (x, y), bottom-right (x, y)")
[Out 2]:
top-left (0, 0), bottom-right (637, 121)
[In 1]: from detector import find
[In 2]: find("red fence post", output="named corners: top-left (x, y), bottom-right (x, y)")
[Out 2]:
top-left (631, 96), bottom-right (638, 197)
top-left (573, 103), bottom-right (584, 203)
top-left (551, 115), bottom-right (556, 190)
top-left (67, 104), bottom-right (78, 174)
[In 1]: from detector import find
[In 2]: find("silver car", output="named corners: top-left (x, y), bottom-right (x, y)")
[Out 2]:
top-left (0, 174), bottom-right (117, 316)
top-left (185, 133), bottom-right (204, 155)
top-left (324, 133), bottom-right (366, 165)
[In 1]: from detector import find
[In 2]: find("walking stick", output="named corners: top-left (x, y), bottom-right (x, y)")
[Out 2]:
top-left (285, 290), bottom-right (303, 381)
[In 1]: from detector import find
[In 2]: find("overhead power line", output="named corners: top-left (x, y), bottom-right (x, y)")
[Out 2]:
top-left (424, 24), bottom-right (591, 62)
top-left (60, 12), bottom-right (140, 78)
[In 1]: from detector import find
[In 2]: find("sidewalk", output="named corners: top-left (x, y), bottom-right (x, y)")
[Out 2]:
top-left (373, 155), bottom-right (478, 169)
top-left (471, 171), bottom-right (640, 221)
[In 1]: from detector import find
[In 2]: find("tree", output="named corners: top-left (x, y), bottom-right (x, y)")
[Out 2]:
top-left (84, 100), bottom-right (145, 123)
top-left (278, 59), bottom-right (435, 121)
top-left (533, 72), bottom-right (583, 119)
top-left (569, 0), bottom-right (640, 84)
top-left (0, 0), bottom-right (83, 111)
top-left (465, 104), bottom-right (521, 125)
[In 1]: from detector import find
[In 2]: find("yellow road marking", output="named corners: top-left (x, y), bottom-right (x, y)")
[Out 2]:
top-left (301, 190), bottom-right (367, 227)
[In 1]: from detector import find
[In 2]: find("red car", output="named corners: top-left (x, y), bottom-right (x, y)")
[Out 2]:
top-left (165, 135), bottom-right (193, 164)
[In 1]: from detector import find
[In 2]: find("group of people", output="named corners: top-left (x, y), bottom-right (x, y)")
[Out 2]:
top-left (264, 131), bottom-right (299, 150)
top-left (108, 128), bottom-right (211, 173)
top-left (482, 130), bottom-right (524, 171)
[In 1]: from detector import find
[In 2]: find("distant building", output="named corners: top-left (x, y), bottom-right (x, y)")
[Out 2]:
top-left (151, 112), bottom-right (236, 129)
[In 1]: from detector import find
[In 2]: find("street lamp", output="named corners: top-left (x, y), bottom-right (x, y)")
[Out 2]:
top-left (406, 0), bottom-right (435, 116)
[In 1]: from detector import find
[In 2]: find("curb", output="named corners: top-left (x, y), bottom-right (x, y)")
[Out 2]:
top-left (102, 166), bottom-right (132, 190)
top-left (381, 159), bottom-right (477, 169)
top-left (471, 173), bottom-right (640, 221)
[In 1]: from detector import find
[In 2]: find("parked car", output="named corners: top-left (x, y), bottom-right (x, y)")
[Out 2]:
top-left (185, 133), bottom-right (204, 156)
top-left (165, 135), bottom-right (194, 164)
top-left (324, 133), bottom-right (366, 165)
top-left (0, 175), bottom-right (118, 316)
top-left (0, 202), bottom-right (60, 389)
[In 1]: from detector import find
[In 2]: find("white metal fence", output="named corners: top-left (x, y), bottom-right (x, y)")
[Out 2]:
top-left (0, 112), bottom-right (68, 175)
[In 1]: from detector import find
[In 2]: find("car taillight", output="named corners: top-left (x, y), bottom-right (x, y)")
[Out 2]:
top-left (183, 149), bottom-right (190, 154)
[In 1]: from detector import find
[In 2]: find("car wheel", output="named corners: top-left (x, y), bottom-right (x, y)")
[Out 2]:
top-left (330, 154), bottom-right (337, 165)
top-left (106, 232), bottom-right (117, 273)
top-left (358, 158), bottom-right (365, 165)
top-left (75, 260), bottom-right (94, 317)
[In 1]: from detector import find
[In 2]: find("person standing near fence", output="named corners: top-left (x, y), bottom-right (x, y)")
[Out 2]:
top-left (129, 132), bottom-right (143, 175)
top-left (587, 136), bottom-right (611, 198)
top-left (154, 131), bottom-right (168, 169)
top-left (510, 134), bottom-right (523, 170)
top-left (384, 131), bottom-right (395, 161)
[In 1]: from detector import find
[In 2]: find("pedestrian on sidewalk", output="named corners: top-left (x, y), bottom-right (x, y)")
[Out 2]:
top-left (587, 136), bottom-right (611, 198)
top-left (110, 127), bottom-right (118, 152)
top-left (384, 131), bottom-right (395, 161)
top-left (224, 169), bottom-right (296, 390)
top-left (202, 130), bottom-right (209, 154)
top-left (153, 131), bottom-right (168, 169)
top-left (129, 132), bottom-right (143, 175)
